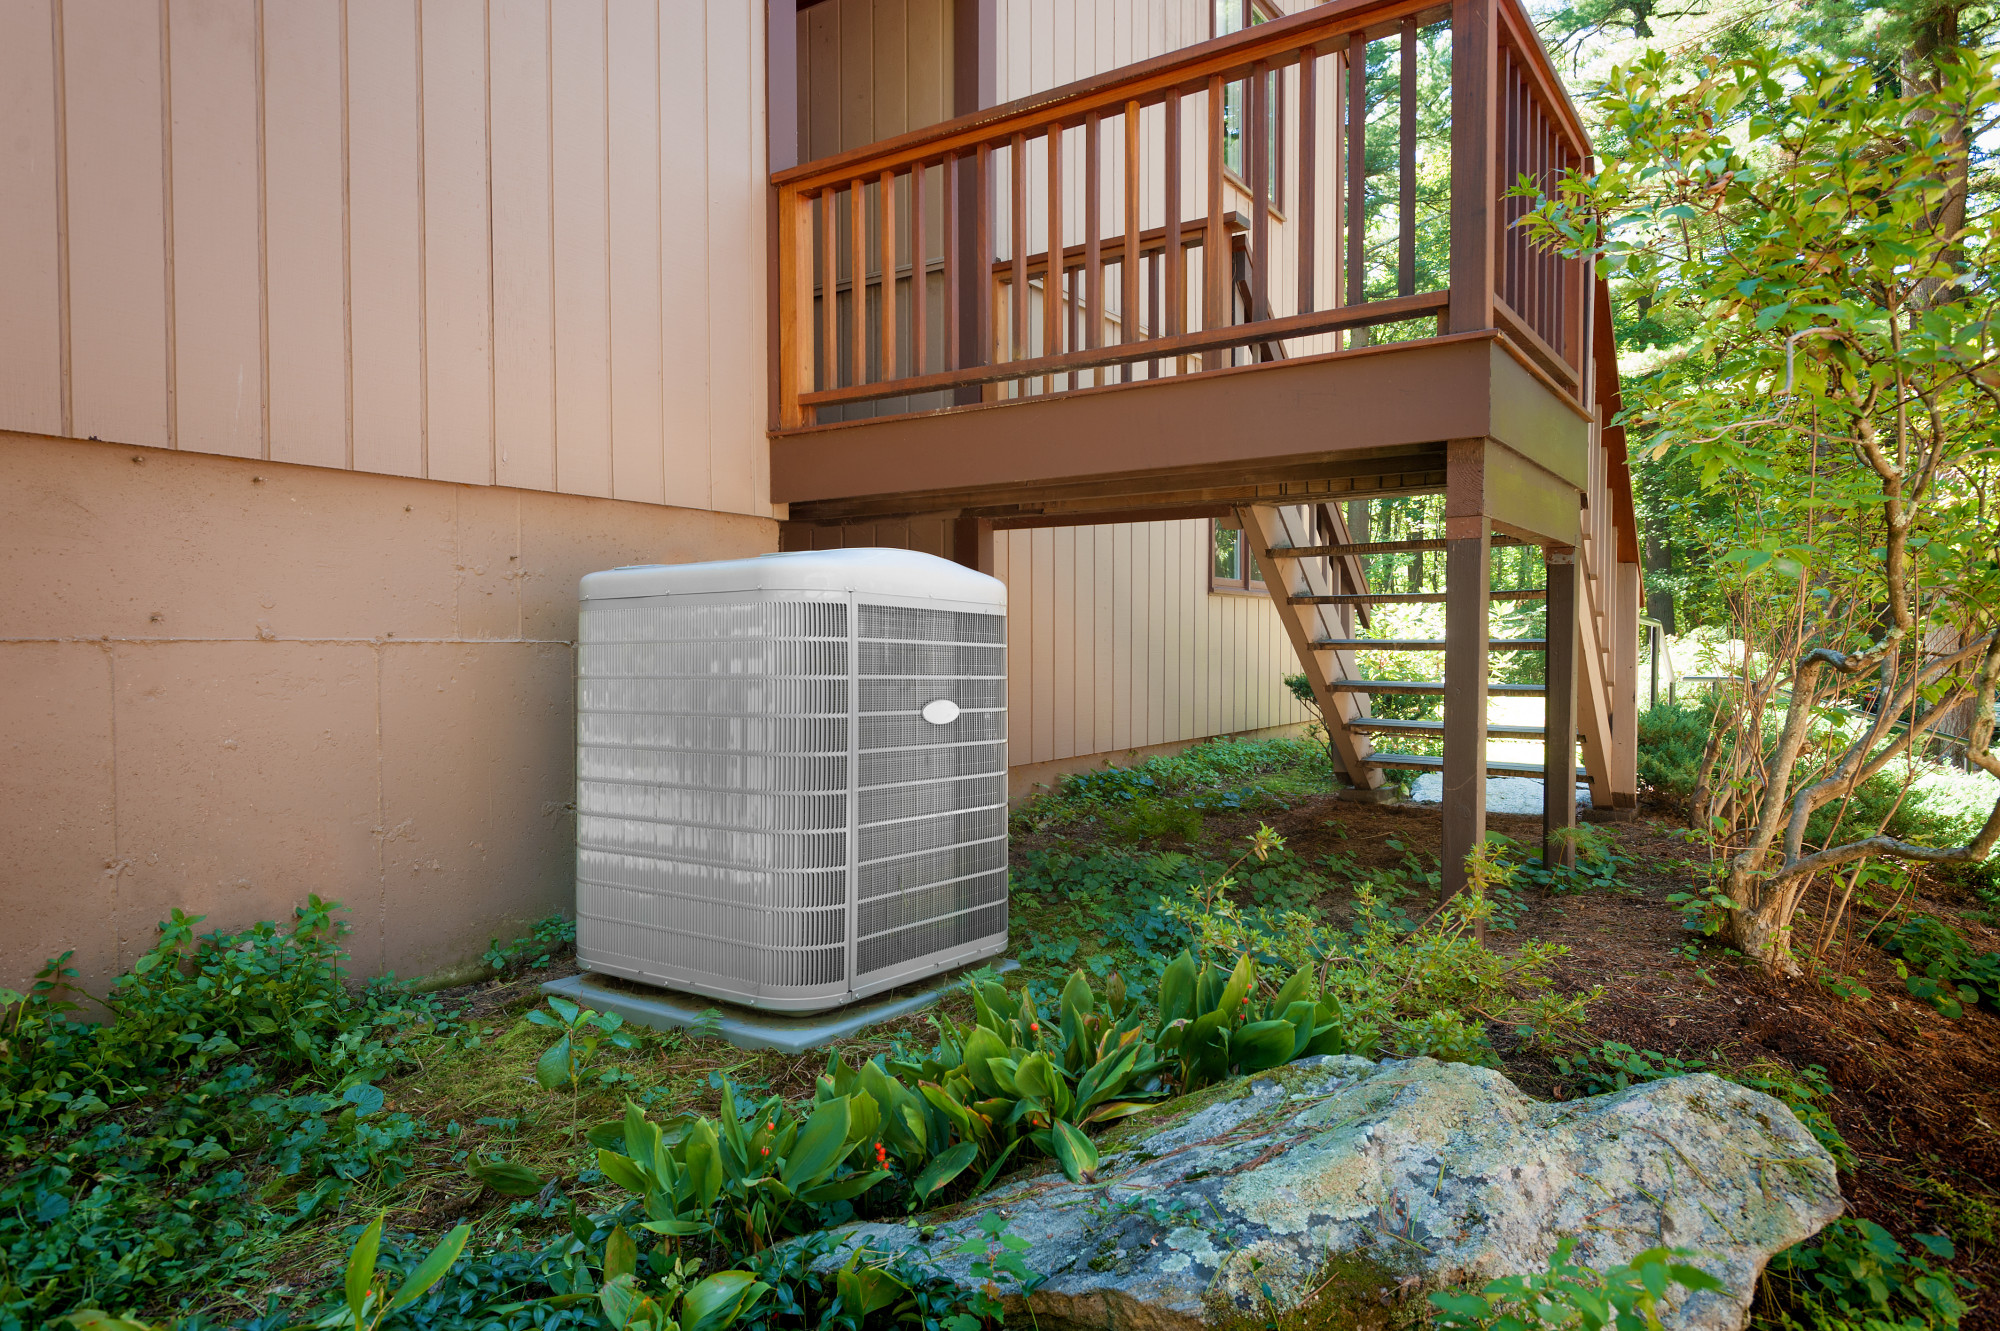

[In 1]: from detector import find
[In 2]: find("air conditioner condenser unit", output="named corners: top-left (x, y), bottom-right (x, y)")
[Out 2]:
top-left (574, 549), bottom-right (1009, 1012)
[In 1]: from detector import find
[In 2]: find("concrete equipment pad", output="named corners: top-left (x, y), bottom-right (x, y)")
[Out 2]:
top-left (540, 960), bottom-right (1019, 1055)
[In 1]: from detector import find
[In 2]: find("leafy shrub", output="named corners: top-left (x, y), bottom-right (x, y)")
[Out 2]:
top-left (1635, 694), bottom-right (1725, 806)
top-left (1431, 1236), bottom-right (1722, 1330)
top-left (1762, 1219), bottom-right (1971, 1331)
top-left (0, 900), bottom-right (447, 1328)
top-left (1872, 915), bottom-right (2000, 1019)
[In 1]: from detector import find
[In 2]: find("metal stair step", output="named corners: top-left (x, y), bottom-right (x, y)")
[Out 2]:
top-left (1327, 679), bottom-right (1546, 698)
top-left (1314, 638), bottom-right (1546, 652)
top-left (1290, 590), bottom-right (1546, 605)
top-left (1348, 718), bottom-right (1567, 740)
top-left (1362, 753), bottom-right (1590, 778)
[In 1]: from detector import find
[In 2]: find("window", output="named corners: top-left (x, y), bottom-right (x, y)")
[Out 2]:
top-left (1210, 520), bottom-right (1265, 594)
top-left (1216, 0), bottom-right (1284, 209)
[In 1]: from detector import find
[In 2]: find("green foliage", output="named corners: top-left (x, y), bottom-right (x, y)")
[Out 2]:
top-left (482, 914), bottom-right (576, 978)
top-left (1635, 696), bottom-right (1725, 806)
top-left (1505, 827), bottom-right (1635, 897)
top-left (1430, 1236), bottom-right (1724, 1331)
top-left (1012, 736), bottom-right (1335, 835)
top-left (1764, 1219), bottom-right (1971, 1331)
top-left (1872, 915), bottom-right (2000, 1019)
top-left (0, 901), bottom-right (446, 1329)
top-left (528, 995), bottom-right (636, 1093)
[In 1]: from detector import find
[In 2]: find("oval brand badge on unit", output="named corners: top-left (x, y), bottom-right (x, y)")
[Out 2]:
top-left (921, 698), bottom-right (961, 725)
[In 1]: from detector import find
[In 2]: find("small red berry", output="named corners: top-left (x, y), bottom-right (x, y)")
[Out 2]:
top-left (760, 1146), bottom-right (770, 1156)
top-left (765, 1121), bottom-right (775, 1131)
top-left (1030, 1022), bottom-right (1040, 1033)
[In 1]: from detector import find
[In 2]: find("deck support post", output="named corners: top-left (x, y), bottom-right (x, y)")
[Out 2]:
top-left (1608, 558), bottom-right (1642, 817)
top-left (1442, 439), bottom-right (1490, 912)
top-left (1542, 546), bottom-right (1578, 867)
top-left (952, 516), bottom-right (996, 575)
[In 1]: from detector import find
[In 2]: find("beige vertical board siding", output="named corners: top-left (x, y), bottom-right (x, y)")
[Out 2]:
top-left (0, 1), bottom-right (63, 435)
top-left (1051, 526), bottom-right (1076, 758)
top-left (489, 0), bottom-right (556, 491)
top-left (550, 0), bottom-right (611, 496)
top-left (658, 3), bottom-right (712, 509)
top-left (346, 0), bottom-right (424, 477)
top-left (908, 0), bottom-right (947, 127)
top-left (262, 2), bottom-right (347, 469)
top-left (168, 0), bottom-right (263, 461)
top-left (704, 0), bottom-right (767, 516)
top-left (606, 0), bottom-right (664, 504)
top-left (62, 0), bottom-right (171, 450)
top-left (839, 1), bottom-right (871, 148)
top-left (801, 3), bottom-right (839, 161)
top-left (1079, 527), bottom-right (1099, 753)
top-left (420, 0), bottom-right (494, 485)
top-left (1029, 527), bottom-right (1054, 762)
top-left (873, 0), bottom-right (905, 138)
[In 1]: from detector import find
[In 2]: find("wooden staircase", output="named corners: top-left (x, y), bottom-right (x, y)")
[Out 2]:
top-left (1246, 502), bottom-right (1597, 882)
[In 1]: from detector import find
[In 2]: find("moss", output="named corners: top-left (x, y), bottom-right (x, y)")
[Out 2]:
top-left (1206, 1249), bottom-right (1422, 1331)
top-left (1096, 1073), bottom-right (1261, 1152)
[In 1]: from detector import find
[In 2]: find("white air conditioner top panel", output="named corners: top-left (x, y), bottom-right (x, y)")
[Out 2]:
top-left (581, 549), bottom-right (1005, 606)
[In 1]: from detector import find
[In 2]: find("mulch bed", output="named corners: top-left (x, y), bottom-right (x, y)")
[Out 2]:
top-left (1183, 792), bottom-right (2000, 1325)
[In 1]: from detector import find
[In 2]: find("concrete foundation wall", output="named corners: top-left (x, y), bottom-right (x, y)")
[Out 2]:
top-left (1, 431), bottom-right (775, 992)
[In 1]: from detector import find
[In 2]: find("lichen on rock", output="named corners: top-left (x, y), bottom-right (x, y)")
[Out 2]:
top-left (816, 1056), bottom-right (1843, 1331)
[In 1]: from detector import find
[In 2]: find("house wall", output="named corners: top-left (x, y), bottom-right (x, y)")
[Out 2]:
top-left (0, 1), bottom-right (783, 990)
top-left (0, 0), bottom-right (771, 513)
top-left (1, 429), bottom-right (774, 993)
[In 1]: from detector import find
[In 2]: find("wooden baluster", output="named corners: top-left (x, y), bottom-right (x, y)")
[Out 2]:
top-left (1046, 122), bottom-right (1063, 390)
top-left (1085, 110), bottom-right (1103, 385)
top-left (1540, 116), bottom-right (1554, 344)
top-left (820, 187), bottom-right (837, 387)
top-left (1298, 46), bottom-right (1316, 317)
top-left (1398, 17), bottom-right (1417, 298)
top-left (1164, 88), bottom-right (1182, 373)
top-left (974, 142), bottom-right (993, 379)
top-left (1123, 98), bottom-right (1142, 381)
top-left (911, 160), bottom-right (927, 377)
top-left (1010, 132), bottom-right (1028, 379)
top-left (1500, 54), bottom-right (1517, 315)
top-left (1148, 250), bottom-right (1161, 379)
top-left (1204, 74), bottom-right (1226, 370)
top-left (944, 151), bottom-right (961, 371)
top-left (1345, 38), bottom-right (1366, 344)
top-left (880, 168), bottom-right (898, 382)
top-left (1250, 63), bottom-right (1269, 326)
top-left (849, 178), bottom-right (867, 384)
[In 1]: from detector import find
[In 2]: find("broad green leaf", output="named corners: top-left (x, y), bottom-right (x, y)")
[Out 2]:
top-left (534, 1034), bottom-right (574, 1091)
top-left (912, 1140), bottom-right (980, 1200)
top-left (1156, 950), bottom-right (1197, 1028)
top-left (386, 1222), bottom-right (470, 1313)
top-left (798, 1169), bottom-right (890, 1203)
top-left (597, 1148), bottom-right (650, 1196)
top-left (682, 1271), bottom-right (771, 1331)
top-left (602, 1224), bottom-right (638, 1284)
top-left (685, 1118), bottom-right (723, 1208)
top-left (1050, 1118), bottom-right (1099, 1182)
top-left (346, 1214), bottom-right (384, 1331)
top-left (1232, 1019), bottom-right (1300, 1073)
top-left (781, 1096), bottom-right (852, 1188)
top-left (465, 1158), bottom-right (545, 1196)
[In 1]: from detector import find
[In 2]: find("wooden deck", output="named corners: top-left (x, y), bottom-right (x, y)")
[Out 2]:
top-left (765, 0), bottom-right (1642, 891)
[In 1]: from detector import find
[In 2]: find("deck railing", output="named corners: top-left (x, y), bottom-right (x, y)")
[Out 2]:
top-left (771, 0), bottom-right (1592, 429)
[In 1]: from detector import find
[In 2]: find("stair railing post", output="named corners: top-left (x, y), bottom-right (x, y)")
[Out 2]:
top-left (1442, 439), bottom-right (1490, 921)
top-left (1543, 545), bottom-right (1579, 868)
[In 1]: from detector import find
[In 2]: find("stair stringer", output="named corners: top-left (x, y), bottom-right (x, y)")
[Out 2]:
top-left (1245, 503), bottom-right (1386, 793)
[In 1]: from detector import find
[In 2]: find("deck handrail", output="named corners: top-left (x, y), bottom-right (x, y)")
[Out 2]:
top-left (772, 0), bottom-right (1593, 431)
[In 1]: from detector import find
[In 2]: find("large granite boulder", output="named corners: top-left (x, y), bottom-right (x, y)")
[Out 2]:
top-left (825, 1056), bottom-right (1843, 1331)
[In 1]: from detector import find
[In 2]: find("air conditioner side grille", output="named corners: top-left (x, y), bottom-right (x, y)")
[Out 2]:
top-left (852, 603), bottom-right (1008, 979)
top-left (576, 598), bottom-right (850, 993)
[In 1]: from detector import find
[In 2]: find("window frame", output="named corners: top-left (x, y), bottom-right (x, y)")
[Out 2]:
top-left (1208, 518), bottom-right (1268, 596)
top-left (1214, 0), bottom-right (1287, 214)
